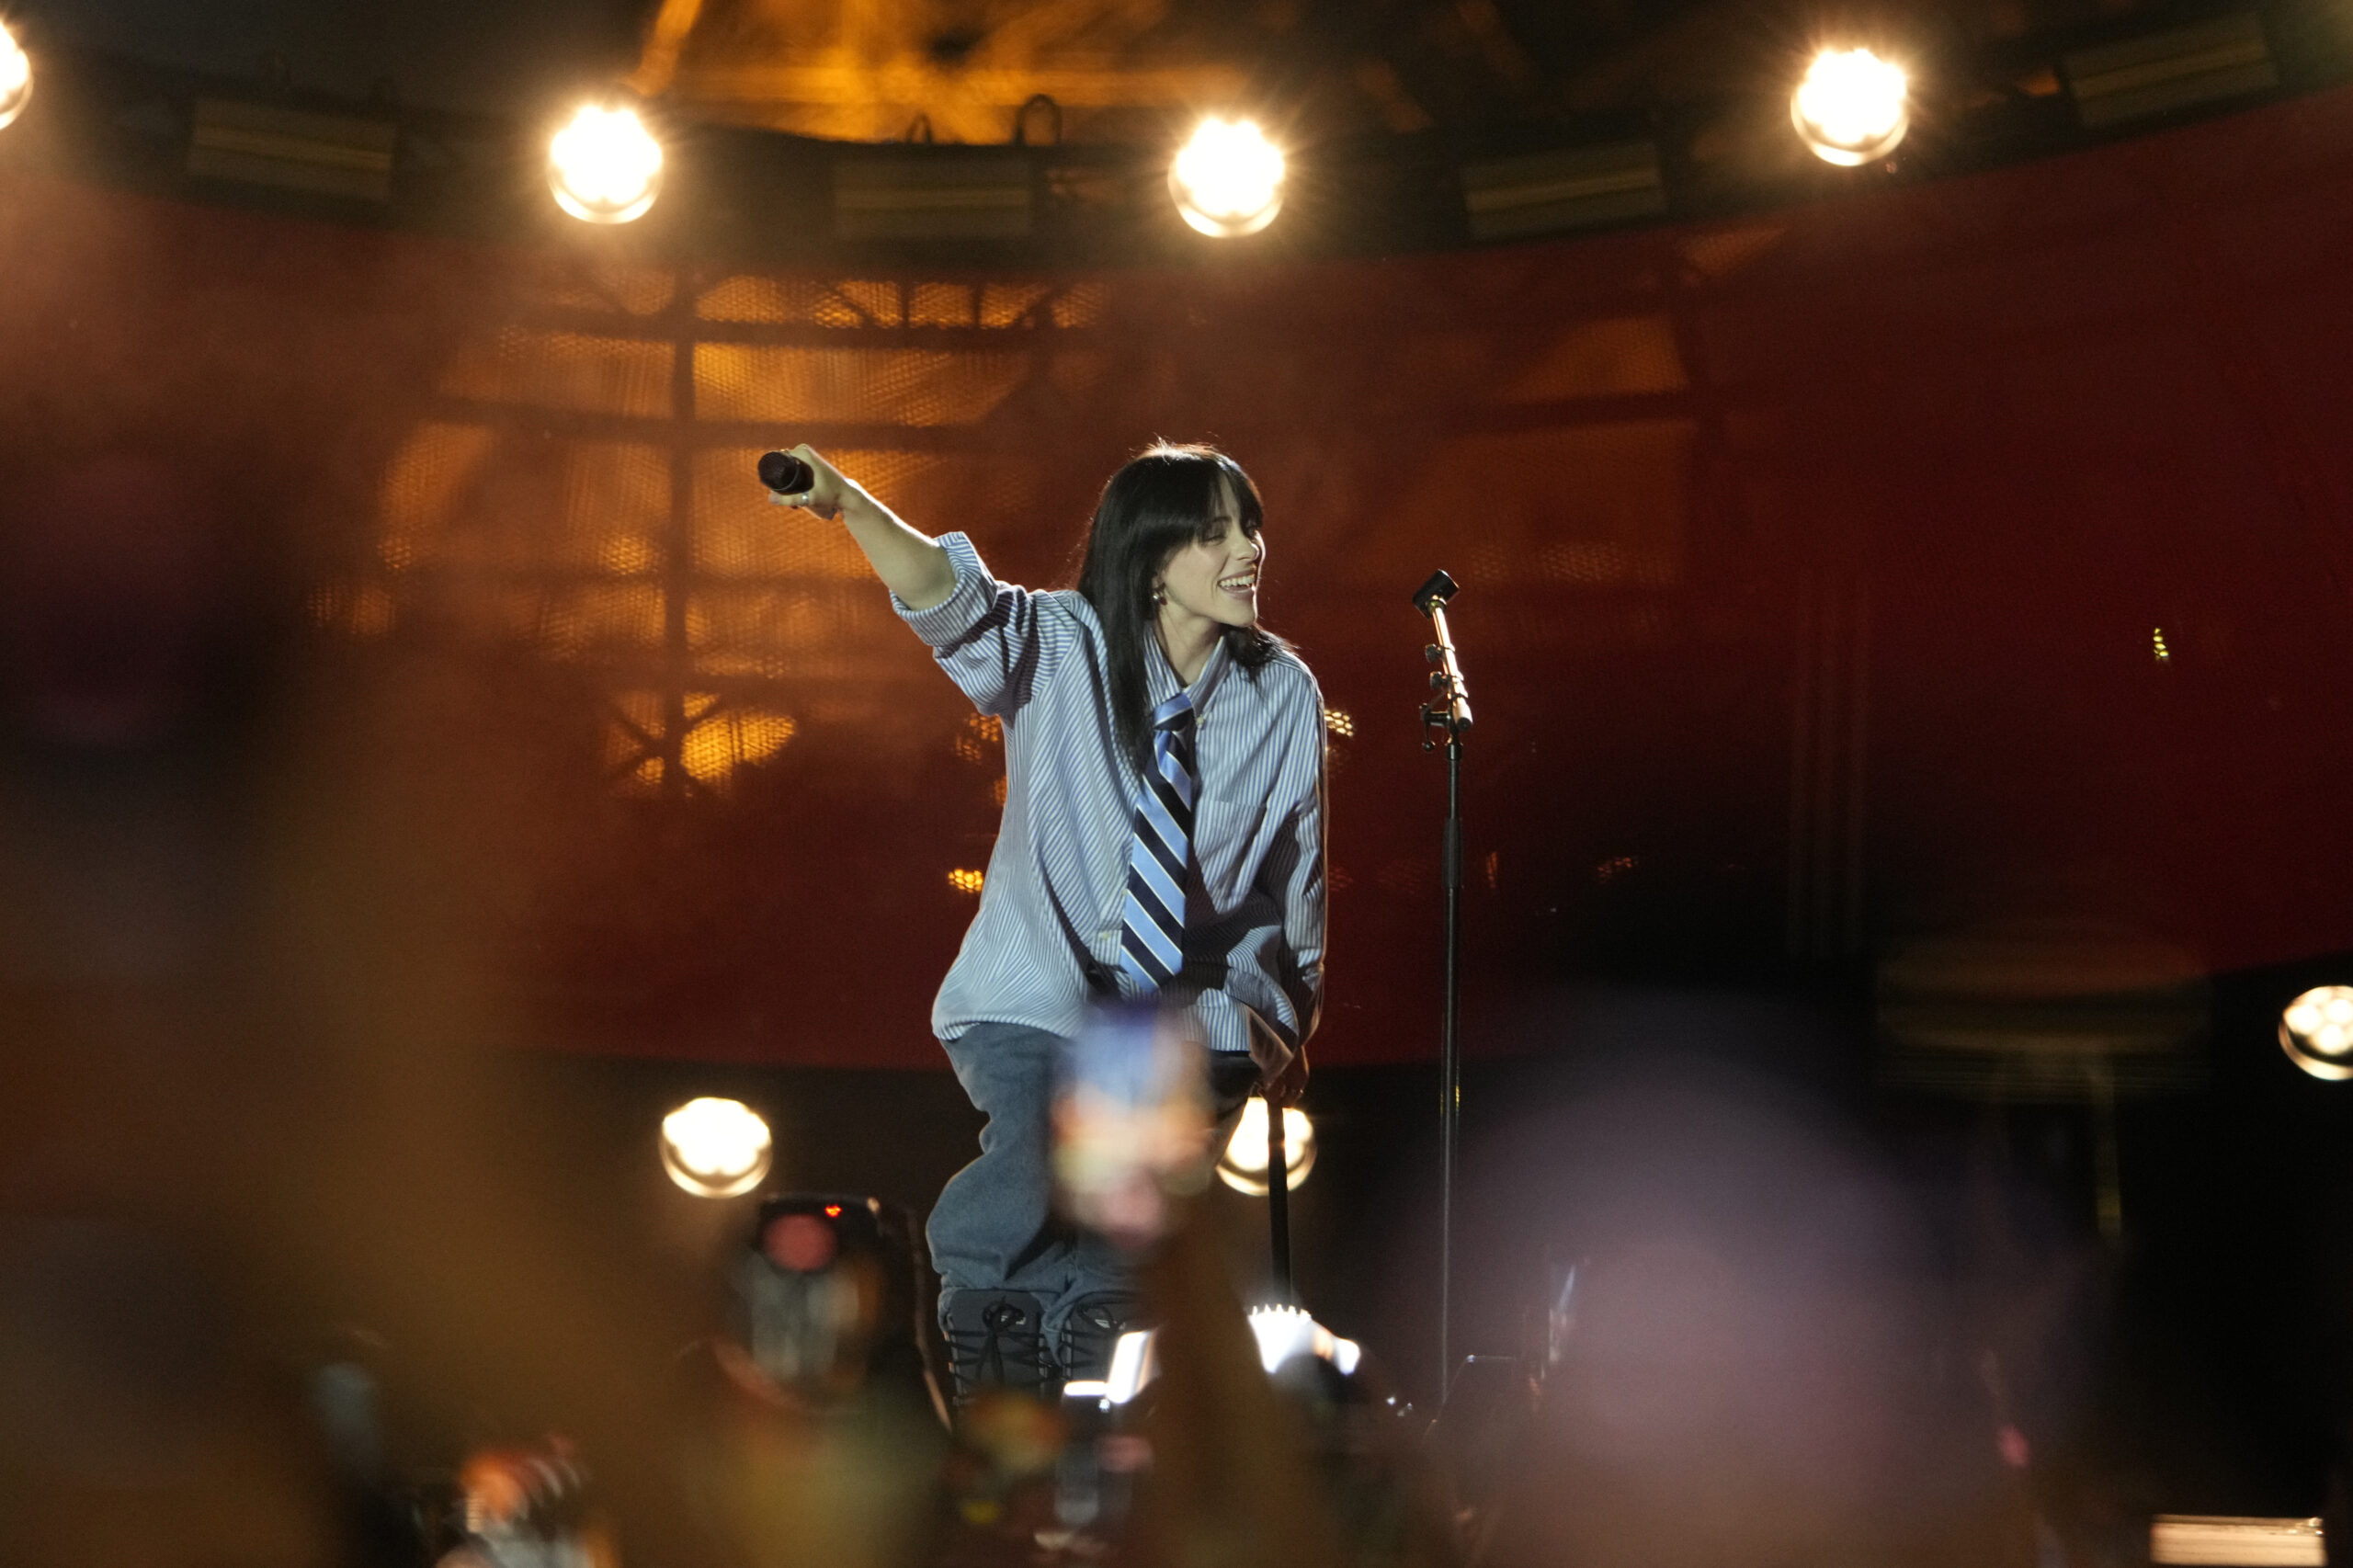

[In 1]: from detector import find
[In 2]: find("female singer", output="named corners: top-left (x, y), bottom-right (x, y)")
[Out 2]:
top-left (771, 442), bottom-right (1324, 1401)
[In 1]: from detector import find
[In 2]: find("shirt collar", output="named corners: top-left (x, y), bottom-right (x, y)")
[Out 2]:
top-left (1144, 630), bottom-right (1233, 711)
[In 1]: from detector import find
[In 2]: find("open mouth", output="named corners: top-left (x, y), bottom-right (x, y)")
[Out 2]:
top-left (1219, 572), bottom-right (1259, 594)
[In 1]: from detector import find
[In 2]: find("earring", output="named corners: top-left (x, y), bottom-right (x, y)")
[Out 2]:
top-left (1152, 584), bottom-right (1166, 606)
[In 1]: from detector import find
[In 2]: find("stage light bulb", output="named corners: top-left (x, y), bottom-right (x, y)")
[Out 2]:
top-left (548, 104), bottom-right (664, 224)
top-left (660, 1096), bottom-right (772, 1197)
top-left (1792, 48), bottom-right (1909, 166)
top-left (2281, 986), bottom-right (2353, 1081)
top-left (1169, 118), bottom-right (1285, 237)
top-left (1216, 1099), bottom-right (1315, 1195)
top-left (0, 23), bottom-right (34, 131)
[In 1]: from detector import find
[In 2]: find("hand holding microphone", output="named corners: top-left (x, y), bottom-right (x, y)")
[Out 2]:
top-left (756, 449), bottom-right (813, 494)
top-left (756, 443), bottom-right (957, 608)
top-left (756, 443), bottom-right (852, 519)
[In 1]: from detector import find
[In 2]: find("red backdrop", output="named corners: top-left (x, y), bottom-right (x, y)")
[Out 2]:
top-left (2, 86), bottom-right (2350, 1067)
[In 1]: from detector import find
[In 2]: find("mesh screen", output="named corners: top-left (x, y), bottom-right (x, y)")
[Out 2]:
top-left (693, 344), bottom-right (1030, 426)
top-left (6, 86), bottom-right (2353, 1066)
top-left (438, 327), bottom-right (676, 419)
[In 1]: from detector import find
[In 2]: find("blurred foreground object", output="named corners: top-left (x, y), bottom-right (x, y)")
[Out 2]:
top-left (989, 1214), bottom-right (1445, 1568)
top-left (2150, 1514), bottom-right (2324, 1564)
top-left (438, 1439), bottom-right (615, 1568)
top-left (720, 1193), bottom-right (947, 1423)
top-left (1877, 920), bottom-right (2208, 1096)
top-left (675, 1195), bottom-right (949, 1568)
top-left (1048, 1308), bottom-right (1372, 1553)
top-left (1878, 921), bottom-right (2208, 1243)
top-left (1004, 1007), bottom-right (1220, 1403)
top-left (1052, 1006), bottom-right (1212, 1253)
top-left (1428, 1259), bottom-right (1580, 1563)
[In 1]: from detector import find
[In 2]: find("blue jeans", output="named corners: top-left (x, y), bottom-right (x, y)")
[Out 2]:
top-left (928, 1021), bottom-right (1256, 1344)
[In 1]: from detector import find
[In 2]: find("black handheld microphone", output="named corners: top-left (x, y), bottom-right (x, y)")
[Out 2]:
top-left (757, 450), bottom-right (815, 494)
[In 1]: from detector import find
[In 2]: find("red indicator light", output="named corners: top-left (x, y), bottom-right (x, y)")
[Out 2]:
top-left (763, 1214), bottom-right (837, 1273)
top-left (823, 1203), bottom-right (842, 1218)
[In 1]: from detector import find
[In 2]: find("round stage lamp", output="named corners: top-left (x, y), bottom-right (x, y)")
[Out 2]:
top-left (2281, 986), bottom-right (2353, 1081)
top-left (0, 24), bottom-right (33, 131)
top-left (548, 104), bottom-right (664, 224)
top-left (1217, 1099), bottom-right (1315, 1195)
top-left (1169, 118), bottom-right (1285, 237)
top-left (1792, 48), bottom-right (1909, 166)
top-left (661, 1096), bottom-right (772, 1198)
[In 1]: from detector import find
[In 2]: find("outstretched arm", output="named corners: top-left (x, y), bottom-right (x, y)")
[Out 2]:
top-left (772, 443), bottom-right (955, 610)
top-left (781, 444), bottom-right (1061, 715)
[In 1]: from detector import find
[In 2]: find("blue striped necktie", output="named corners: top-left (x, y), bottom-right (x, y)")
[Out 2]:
top-left (1119, 690), bottom-right (1198, 991)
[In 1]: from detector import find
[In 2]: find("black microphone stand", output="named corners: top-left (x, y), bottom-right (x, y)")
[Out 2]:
top-left (1413, 570), bottom-right (1472, 1403)
top-left (1266, 1087), bottom-right (1291, 1300)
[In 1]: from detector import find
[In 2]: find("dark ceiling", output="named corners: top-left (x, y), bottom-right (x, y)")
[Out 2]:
top-left (32, 0), bottom-right (2202, 143)
top-left (24, 0), bottom-right (642, 118)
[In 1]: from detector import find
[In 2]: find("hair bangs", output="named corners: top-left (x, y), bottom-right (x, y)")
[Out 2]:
top-left (1074, 442), bottom-right (1285, 775)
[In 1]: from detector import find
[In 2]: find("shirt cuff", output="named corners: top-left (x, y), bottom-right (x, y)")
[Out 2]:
top-left (1192, 990), bottom-right (1263, 1055)
top-left (891, 531), bottom-right (994, 647)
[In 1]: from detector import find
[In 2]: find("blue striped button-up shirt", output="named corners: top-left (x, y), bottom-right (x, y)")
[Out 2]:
top-left (893, 532), bottom-right (1326, 1061)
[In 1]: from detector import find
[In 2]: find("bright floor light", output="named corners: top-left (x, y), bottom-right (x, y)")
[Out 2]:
top-left (549, 104), bottom-right (664, 224)
top-left (2281, 986), bottom-right (2353, 1081)
top-left (1169, 119), bottom-right (1285, 237)
top-left (661, 1096), bottom-right (772, 1197)
top-left (1792, 48), bottom-right (1909, 166)
top-left (1245, 1304), bottom-right (1361, 1376)
top-left (1217, 1098), bottom-right (1315, 1195)
top-left (0, 23), bottom-right (34, 131)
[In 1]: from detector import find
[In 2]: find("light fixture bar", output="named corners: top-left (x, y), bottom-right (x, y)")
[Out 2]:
top-left (1460, 141), bottom-right (1665, 241)
top-left (188, 97), bottom-right (397, 202)
top-left (2064, 12), bottom-right (2277, 129)
top-left (833, 153), bottom-right (1033, 241)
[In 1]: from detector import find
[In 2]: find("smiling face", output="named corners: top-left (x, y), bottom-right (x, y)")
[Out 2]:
top-left (1155, 474), bottom-right (1266, 634)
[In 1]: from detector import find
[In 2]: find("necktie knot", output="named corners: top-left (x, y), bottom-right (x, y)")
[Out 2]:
top-left (1152, 693), bottom-right (1194, 732)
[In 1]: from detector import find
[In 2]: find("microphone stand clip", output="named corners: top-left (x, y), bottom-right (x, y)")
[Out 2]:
top-left (1415, 570), bottom-right (1474, 747)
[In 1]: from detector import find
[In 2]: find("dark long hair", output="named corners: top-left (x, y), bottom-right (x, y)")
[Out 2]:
top-left (1074, 443), bottom-right (1285, 775)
